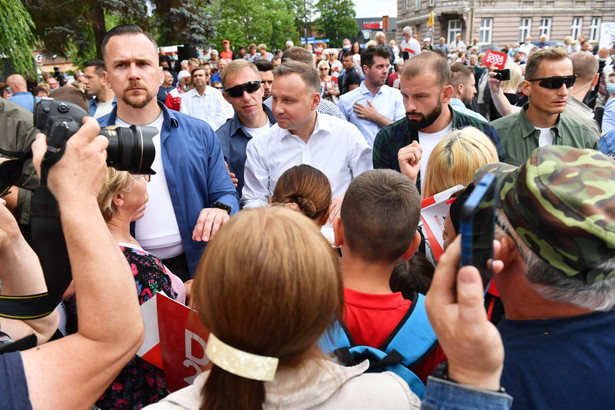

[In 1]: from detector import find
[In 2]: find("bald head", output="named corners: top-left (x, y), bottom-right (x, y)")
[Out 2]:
top-left (402, 51), bottom-right (451, 86)
top-left (6, 74), bottom-right (27, 93)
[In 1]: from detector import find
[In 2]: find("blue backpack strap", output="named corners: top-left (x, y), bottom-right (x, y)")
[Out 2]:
top-left (318, 318), bottom-right (353, 356)
top-left (382, 292), bottom-right (438, 369)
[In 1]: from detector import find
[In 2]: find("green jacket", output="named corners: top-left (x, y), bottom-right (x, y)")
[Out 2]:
top-left (490, 104), bottom-right (598, 166)
top-left (0, 98), bottom-right (39, 227)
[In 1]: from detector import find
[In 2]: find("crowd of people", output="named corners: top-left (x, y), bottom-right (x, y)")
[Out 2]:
top-left (1, 21), bottom-right (615, 409)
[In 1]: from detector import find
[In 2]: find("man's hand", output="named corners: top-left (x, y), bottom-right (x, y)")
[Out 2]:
top-left (397, 141), bottom-right (422, 182)
top-left (192, 208), bottom-right (230, 242)
top-left (225, 161), bottom-right (238, 188)
top-left (353, 100), bottom-right (393, 128)
top-left (32, 117), bottom-right (108, 204)
top-left (425, 236), bottom-right (505, 391)
top-left (327, 195), bottom-right (344, 225)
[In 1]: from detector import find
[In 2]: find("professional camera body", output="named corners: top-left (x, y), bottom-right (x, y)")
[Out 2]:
top-left (34, 98), bottom-right (156, 174)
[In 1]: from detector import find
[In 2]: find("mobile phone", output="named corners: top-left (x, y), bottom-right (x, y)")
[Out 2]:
top-left (493, 69), bottom-right (510, 81)
top-left (459, 174), bottom-right (497, 286)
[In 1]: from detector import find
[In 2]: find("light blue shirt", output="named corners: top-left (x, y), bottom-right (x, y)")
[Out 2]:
top-left (9, 92), bottom-right (39, 113)
top-left (449, 98), bottom-right (488, 122)
top-left (338, 82), bottom-right (405, 146)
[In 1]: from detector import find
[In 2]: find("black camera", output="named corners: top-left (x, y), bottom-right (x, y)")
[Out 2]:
top-left (34, 98), bottom-right (156, 174)
top-left (493, 69), bottom-right (510, 82)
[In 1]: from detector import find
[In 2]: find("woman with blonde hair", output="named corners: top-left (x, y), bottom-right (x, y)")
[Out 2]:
top-left (490, 62), bottom-right (522, 120)
top-left (421, 127), bottom-right (498, 198)
top-left (317, 60), bottom-right (340, 104)
top-left (271, 164), bottom-right (332, 227)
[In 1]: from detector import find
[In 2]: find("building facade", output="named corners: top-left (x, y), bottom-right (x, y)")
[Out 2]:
top-left (397, 0), bottom-right (615, 48)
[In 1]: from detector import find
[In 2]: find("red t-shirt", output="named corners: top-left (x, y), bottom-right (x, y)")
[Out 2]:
top-left (343, 287), bottom-right (445, 383)
top-left (220, 50), bottom-right (233, 60)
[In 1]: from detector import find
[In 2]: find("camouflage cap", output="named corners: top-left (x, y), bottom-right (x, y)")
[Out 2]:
top-left (475, 146), bottom-right (615, 284)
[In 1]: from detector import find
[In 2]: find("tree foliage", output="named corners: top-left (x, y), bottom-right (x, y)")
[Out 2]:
top-left (155, 0), bottom-right (214, 47)
top-left (314, 0), bottom-right (357, 47)
top-left (0, 0), bottom-right (38, 75)
top-left (208, 0), bottom-right (298, 51)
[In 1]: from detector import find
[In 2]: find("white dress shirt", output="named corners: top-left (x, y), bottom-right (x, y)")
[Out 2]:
top-left (242, 113), bottom-right (373, 208)
top-left (338, 82), bottom-right (405, 146)
top-left (180, 86), bottom-right (228, 131)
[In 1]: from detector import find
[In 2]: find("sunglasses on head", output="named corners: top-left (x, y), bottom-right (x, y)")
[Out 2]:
top-left (527, 75), bottom-right (577, 89)
top-left (225, 80), bottom-right (262, 98)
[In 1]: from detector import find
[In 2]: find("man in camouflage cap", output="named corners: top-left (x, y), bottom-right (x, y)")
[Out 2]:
top-left (474, 145), bottom-right (615, 409)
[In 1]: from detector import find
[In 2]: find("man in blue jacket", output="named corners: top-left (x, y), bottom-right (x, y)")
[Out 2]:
top-left (98, 24), bottom-right (239, 280)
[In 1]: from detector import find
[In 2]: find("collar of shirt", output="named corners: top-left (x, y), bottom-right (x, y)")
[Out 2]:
top-left (279, 112), bottom-right (333, 142)
top-left (519, 103), bottom-right (561, 142)
top-left (228, 103), bottom-right (276, 138)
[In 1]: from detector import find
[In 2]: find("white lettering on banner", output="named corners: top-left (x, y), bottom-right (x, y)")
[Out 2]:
top-left (183, 330), bottom-right (209, 385)
top-left (484, 52), bottom-right (505, 68)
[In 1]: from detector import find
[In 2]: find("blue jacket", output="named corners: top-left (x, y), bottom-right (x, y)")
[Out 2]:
top-left (215, 104), bottom-right (276, 195)
top-left (98, 103), bottom-right (239, 276)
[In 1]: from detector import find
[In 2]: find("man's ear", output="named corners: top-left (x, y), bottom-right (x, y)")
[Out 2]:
top-left (591, 72), bottom-right (599, 87)
top-left (493, 236), bottom-right (517, 275)
top-left (441, 84), bottom-right (454, 103)
top-left (401, 231), bottom-right (421, 261)
top-left (520, 79), bottom-right (531, 97)
top-left (311, 91), bottom-right (321, 111)
top-left (222, 92), bottom-right (229, 103)
top-left (333, 217), bottom-right (344, 248)
top-left (455, 83), bottom-right (464, 99)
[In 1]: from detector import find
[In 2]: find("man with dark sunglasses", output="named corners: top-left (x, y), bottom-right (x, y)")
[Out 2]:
top-left (216, 60), bottom-right (277, 195)
top-left (491, 47), bottom-right (597, 166)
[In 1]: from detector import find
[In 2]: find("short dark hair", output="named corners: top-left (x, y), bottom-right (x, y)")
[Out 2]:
top-left (402, 51), bottom-right (451, 86)
top-left (340, 170), bottom-right (421, 263)
top-left (525, 47), bottom-right (569, 80)
top-left (254, 60), bottom-right (273, 73)
top-left (273, 61), bottom-right (320, 93)
top-left (341, 50), bottom-right (354, 60)
top-left (83, 60), bottom-right (106, 77)
top-left (281, 47), bottom-right (314, 66)
top-left (450, 62), bottom-right (474, 88)
top-left (101, 24), bottom-right (157, 61)
top-left (360, 45), bottom-right (391, 69)
top-left (191, 66), bottom-right (207, 80)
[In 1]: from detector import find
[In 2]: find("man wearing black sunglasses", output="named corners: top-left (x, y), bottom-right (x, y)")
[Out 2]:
top-left (216, 60), bottom-right (277, 195)
top-left (491, 48), bottom-right (597, 166)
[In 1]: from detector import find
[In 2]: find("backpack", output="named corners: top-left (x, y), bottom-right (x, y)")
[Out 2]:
top-left (321, 292), bottom-right (438, 398)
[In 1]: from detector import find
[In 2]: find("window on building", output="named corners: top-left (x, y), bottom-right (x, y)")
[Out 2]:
top-left (448, 20), bottom-right (462, 44)
top-left (519, 18), bottom-right (532, 43)
top-left (539, 18), bottom-right (552, 40)
top-left (429, 0), bottom-right (435, 6)
top-left (415, 0), bottom-right (421, 10)
top-left (589, 17), bottom-right (601, 42)
top-left (571, 17), bottom-right (583, 40)
top-left (403, 0), bottom-right (408, 12)
top-left (480, 18), bottom-right (493, 44)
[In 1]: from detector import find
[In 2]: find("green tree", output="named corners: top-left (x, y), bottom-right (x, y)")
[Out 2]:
top-left (209, 0), bottom-right (297, 51)
top-left (155, 0), bottom-right (214, 47)
top-left (314, 0), bottom-right (357, 47)
top-left (0, 0), bottom-right (38, 75)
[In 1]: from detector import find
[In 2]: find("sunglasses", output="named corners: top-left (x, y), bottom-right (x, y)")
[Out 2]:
top-left (131, 174), bottom-right (151, 182)
top-left (225, 81), bottom-right (262, 98)
top-left (527, 75), bottom-right (577, 89)
top-left (0, 148), bottom-right (31, 197)
top-left (320, 67), bottom-right (329, 71)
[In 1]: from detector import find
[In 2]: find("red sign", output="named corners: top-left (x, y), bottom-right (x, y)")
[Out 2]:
top-left (363, 22), bottom-right (382, 29)
top-left (483, 50), bottom-right (508, 70)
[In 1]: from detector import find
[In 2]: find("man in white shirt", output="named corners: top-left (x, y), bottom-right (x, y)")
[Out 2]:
top-left (400, 26), bottom-right (421, 60)
top-left (339, 45), bottom-right (405, 146)
top-left (242, 61), bottom-right (372, 220)
top-left (180, 67), bottom-right (228, 130)
top-left (449, 34), bottom-right (466, 53)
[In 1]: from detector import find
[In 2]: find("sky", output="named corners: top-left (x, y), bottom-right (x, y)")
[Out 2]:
top-left (353, 0), bottom-right (397, 19)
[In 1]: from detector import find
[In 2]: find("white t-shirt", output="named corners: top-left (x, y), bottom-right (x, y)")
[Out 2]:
top-left (536, 127), bottom-right (554, 147)
top-left (116, 113), bottom-right (184, 259)
top-left (241, 120), bottom-right (272, 140)
top-left (93, 99), bottom-right (114, 119)
top-left (418, 122), bottom-right (454, 190)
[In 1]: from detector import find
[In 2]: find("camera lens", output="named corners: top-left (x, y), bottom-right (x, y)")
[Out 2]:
top-left (101, 125), bottom-right (156, 174)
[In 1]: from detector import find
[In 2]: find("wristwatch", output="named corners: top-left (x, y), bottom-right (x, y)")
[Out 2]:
top-left (211, 201), bottom-right (232, 215)
top-left (432, 362), bottom-right (506, 393)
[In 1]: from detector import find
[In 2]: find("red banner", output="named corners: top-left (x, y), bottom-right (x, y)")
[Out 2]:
top-left (483, 50), bottom-right (508, 70)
